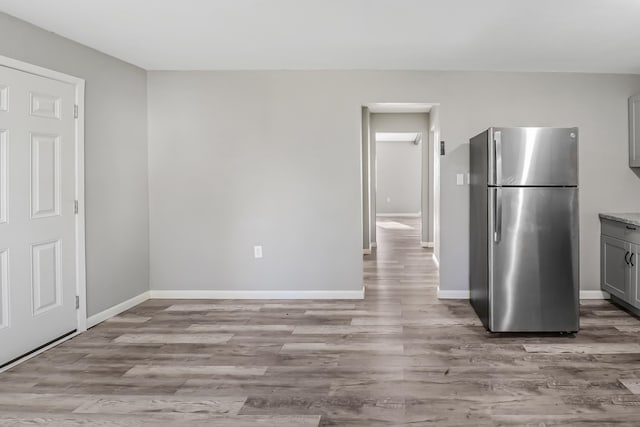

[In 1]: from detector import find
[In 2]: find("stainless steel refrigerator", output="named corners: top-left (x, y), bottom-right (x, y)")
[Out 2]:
top-left (469, 127), bottom-right (579, 333)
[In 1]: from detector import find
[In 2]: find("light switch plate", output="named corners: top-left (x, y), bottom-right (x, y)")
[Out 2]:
top-left (254, 246), bottom-right (263, 258)
top-left (456, 174), bottom-right (464, 185)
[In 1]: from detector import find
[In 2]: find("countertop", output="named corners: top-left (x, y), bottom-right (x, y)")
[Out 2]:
top-left (599, 213), bottom-right (640, 227)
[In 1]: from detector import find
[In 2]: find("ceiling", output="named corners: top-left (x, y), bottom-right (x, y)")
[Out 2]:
top-left (1, 0), bottom-right (639, 73)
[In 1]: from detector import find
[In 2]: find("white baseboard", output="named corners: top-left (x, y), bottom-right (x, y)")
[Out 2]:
top-left (436, 289), bottom-right (610, 301)
top-left (377, 213), bottom-right (421, 218)
top-left (580, 290), bottom-right (610, 300)
top-left (87, 291), bottom-right (151, 328)
top-left (363, 248), bottom-right (371, 255)
top-left (421, 241), bottom-right (434, 248)
top-left (149, 288), bottom-right (365, 300)
top-left (437, 288), bottom-right (469, 299)
top-left (87, 287), bottom-right (367, 326)
top-left (432, 253), bottom-right (439, 268)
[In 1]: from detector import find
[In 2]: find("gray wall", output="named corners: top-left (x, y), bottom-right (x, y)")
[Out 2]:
top-left (375, 140), bottom-right (421, 215)
top-left (148, 70), bottom-right (640, 295)
top-left (0, 13), bottom-right (149, 316)
top-left (147, 72), bottom-right (362, 292)
top-left (370, 113), bottom-right (432, 242)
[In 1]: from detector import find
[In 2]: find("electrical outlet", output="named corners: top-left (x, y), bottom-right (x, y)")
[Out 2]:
top-left (386, 197), bottom-right (391, 203)
top-left (254, 245), bottom-right (263, 259)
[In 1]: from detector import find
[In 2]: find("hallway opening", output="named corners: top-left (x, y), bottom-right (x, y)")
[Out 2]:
top-left (361, 103), bottom-right (441, 292)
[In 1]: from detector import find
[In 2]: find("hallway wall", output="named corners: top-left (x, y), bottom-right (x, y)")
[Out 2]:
top-left (375, 139), bottom-right (421, 215)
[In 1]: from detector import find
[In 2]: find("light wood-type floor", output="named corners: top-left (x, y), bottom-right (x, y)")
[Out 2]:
top-left (1, 217), bottom-right (640, 425)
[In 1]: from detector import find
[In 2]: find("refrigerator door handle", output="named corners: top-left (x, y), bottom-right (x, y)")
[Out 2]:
top-left (494, 131), bottom-right (502, 185)
top-left (494, 188), bottom-right (502, 243)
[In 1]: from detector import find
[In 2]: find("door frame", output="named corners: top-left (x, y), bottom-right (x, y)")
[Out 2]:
top-left (0, 55), bottom-right (87, 332)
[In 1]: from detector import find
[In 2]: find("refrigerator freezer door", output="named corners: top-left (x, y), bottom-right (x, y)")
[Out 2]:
top-left (488, 127), bottom-right (578, 187)
top-left (488, 187), bottom-right (579, 332)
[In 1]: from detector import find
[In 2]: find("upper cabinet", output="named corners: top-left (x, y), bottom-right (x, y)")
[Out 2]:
top-left (630, 94), bottom-right (640, 167)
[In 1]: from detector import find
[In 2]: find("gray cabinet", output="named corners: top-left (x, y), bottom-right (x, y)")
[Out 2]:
top-left (601, 235), bottom-right (630, 299)
top-left (630, 94), bottom-right (640, 167)
top-left (600, 219), bottom-right (640, 314)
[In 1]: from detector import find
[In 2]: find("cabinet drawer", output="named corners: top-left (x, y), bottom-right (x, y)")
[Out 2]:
top-left (601, 219), bottom-right (640, 244)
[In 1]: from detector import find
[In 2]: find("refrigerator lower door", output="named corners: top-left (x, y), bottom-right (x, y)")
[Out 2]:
top-left (488, 187), bottom-right (579, 332)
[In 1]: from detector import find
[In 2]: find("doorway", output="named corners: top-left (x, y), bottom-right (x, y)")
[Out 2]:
top-left (375, 130), bottom-right (423, 248)
top-left (0, 56), bottom-right (86, 367)
top-left (361, 103), bottom-right (438, 255)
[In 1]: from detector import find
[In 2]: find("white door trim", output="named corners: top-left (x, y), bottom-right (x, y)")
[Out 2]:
top-left (0, 55), bottom-right (87, 332)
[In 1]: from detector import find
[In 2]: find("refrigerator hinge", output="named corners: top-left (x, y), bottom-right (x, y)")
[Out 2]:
top-left (74, 104), bottom-right (79, 119)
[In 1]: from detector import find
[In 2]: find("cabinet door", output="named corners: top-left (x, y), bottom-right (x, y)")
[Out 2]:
top-left (629, 94), bottom-right (640, 167)
top-left (629, 244), bottom-right (640, 308)
top-left (601, 235), bottom-right (629, 299)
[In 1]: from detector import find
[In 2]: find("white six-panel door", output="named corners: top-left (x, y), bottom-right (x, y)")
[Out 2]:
top-left (0, 65), bottom-right (77, 366)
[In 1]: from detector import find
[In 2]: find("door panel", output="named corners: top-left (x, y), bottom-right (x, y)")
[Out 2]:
top-left (489, 187), bottom-right (579, 332)
top-left (31, 133), bottom-right (61, 218)
top-left (489, 127), bottom-right (578, 186)
top-left (31, 240), bottom-right (62, 316)
top-left (629, 244), bottom-right (640, 309)
top-left (0, 129), bottom-right (6, 224)
top-left (601, 236), bottom-right (629, 300)
top-left (30, 92), bottom-right (61, 120)
top-left (0, 249), bottom-right (7, 329)
top-left (0, 85), bottom-right (7, 112)
top-left (0, 65), bottom-right (76, 366)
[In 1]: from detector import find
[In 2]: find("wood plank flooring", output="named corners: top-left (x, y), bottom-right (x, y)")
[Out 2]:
top-left (1, 217), bottom-right (640, 425)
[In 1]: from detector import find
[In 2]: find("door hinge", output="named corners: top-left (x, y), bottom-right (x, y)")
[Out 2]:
top-left (74, 200), bottom-right (79, 214)
top-left (75, 295), bottom-right (80, 309)
top-left (74, 104), bottom-right (79, 119)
